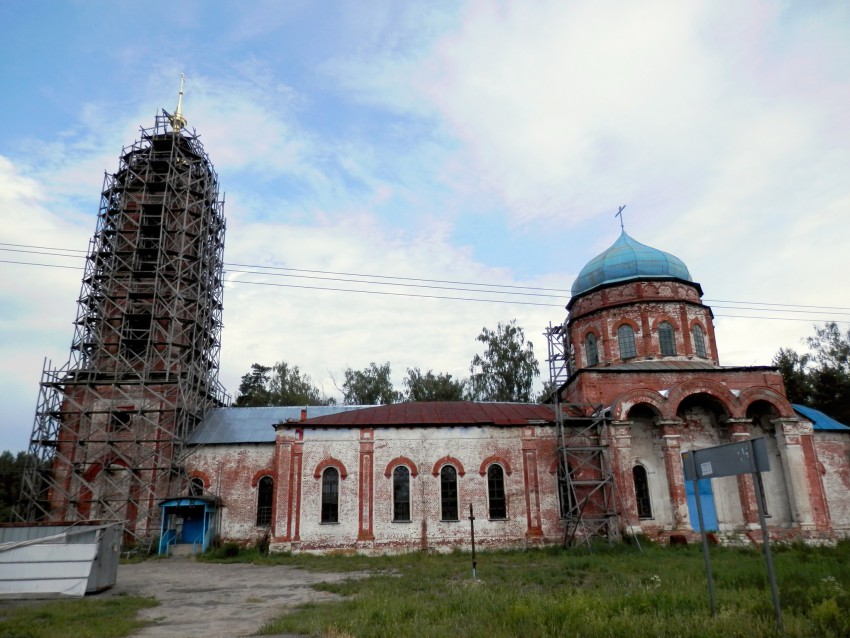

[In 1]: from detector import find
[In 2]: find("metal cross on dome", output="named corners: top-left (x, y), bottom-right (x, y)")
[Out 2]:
top-left (615, 204), bottom-right (627, 231)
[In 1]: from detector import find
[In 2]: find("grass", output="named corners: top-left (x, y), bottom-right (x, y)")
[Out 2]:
top-left (246, 540), bottom-right (850, 638)
top-left (0, 594), bottom-right (157, 638)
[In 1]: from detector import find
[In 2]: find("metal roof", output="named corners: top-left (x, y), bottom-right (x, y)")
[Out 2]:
top-left (188, 405), bottom-right (371, 444)
top-left (792, 404), bottom-right (850, 431)
top-left (301, 402), bottom-right (555, 427)
top-left (571, 231), bottom-right (692, 297)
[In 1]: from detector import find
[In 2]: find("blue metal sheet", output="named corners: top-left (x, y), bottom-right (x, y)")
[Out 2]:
top-left (571, 231), bottom-right (692, 297)
top-left (792, 404), bottom-right (850, 431)
top-left (188, 405), bottom-right (371, 444)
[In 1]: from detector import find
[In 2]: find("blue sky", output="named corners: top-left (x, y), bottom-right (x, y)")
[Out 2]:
top-left (1, 0), bottom-right (849, 451)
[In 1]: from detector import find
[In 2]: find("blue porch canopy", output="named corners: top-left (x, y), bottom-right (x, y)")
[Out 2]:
top-left (158, 496), bottom-right (219, 556)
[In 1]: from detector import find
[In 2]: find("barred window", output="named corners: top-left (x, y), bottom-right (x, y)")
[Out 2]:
top-left (558, 462), bottom-right (577, 518)
top-left (256, 476), bottom-right (273, 527)
top-left (633, 465), bottom-right (653, 519)
top-left (585, 333), bottom-right (599, 366)
top-left (692, 324), bottom-right (707, 358)
top-left (393, 466), bottom-right (411, 522)
top-left (618, 324), bottom-right (637, 360)
top-left (189, 477), bottom-right (204, 497)
top-left (440, 465), bottom-right (459, 521)
top-left (487, 465), bottom-right (507, 519)
top-left (321, 468), bottom-right (339, 523)
top-left (658, 322), bottom-right (677, 356)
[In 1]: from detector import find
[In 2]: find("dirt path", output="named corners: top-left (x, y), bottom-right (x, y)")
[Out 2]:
top-left (107, 556), bottom-right (360, 638)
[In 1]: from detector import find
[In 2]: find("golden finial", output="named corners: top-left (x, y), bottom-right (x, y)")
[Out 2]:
top-left (169, 74), bottom-right (188, 133)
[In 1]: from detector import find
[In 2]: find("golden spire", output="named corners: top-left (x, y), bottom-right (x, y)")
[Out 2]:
top-left (169, 74), bottom-right (188, 133)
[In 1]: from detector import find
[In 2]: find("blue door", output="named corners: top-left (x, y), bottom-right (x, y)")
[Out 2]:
top-left (685, 478), bottom-right (718, 532)
top-left (181, 507), bottom-right (205, 544)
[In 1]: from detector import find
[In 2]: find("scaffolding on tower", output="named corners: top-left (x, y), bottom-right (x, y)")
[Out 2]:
top-left (18, 108), bottom-right (229, 547)
top-left (545, 321), bottom-right (619, 548)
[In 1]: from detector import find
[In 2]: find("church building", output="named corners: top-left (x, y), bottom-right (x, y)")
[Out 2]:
top-left (178, 232), bottom-right (850, 553)
top-left (20, 93), bottom-right (850, 554)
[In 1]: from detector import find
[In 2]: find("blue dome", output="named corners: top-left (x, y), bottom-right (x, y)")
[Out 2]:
top-left (571, 232), bottom-right (692, 297)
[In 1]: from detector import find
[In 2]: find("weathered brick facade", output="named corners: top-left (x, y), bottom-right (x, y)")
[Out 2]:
top-left (180, 232), bottom-right (850, 552)
top-left (188, 405), bottom-right (566, 553)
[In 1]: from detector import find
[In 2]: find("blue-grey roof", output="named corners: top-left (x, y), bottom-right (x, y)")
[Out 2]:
top-left (792, 404), bottom-right (850, 431)
top-left (571, 231), bottom-right (692, 297)
top-left (189, 406), bottom-right (371, 444)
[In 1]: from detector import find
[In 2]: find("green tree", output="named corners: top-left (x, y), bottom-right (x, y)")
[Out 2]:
top-left (773, 322), bottom-right (850, 424)
top-left (772, 348), bottom-right (811, 405)
top-left (235, 364), bottom-right (273, 406)
top-left (0, 450), bottom-right (30, 522)
top-left (403, 368), bottom-right (466, 401)
top-left (234, 361), bottom-right (334, 406)
top-left (468, 319), bottom-right (539, 402)
top-left (341, 362), bottom-right (402, 405)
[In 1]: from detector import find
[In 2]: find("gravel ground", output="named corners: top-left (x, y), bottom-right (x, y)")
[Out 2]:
top-left (103, 556), bottom-right (360, 638)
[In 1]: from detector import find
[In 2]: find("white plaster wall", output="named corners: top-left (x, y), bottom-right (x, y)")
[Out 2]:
top-left (188, 443), bottom-right (276, 542)
top-left (630, 420), bottom-right (673, 528)
top-left (294, 425), bottom-right (557, 551)
top-left (298, 428), bottom-right (361, 549)
top-left (754, 424), bottom-right (794, 526)
top-left (814, 432), bottom-right (850, 535)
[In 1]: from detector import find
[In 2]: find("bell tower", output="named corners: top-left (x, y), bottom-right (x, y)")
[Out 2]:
top-left (19, 80), bottom-right (228, 545)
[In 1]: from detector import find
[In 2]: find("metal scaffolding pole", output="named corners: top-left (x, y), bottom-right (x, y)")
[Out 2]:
top-left (544, 322), bottom-right (619, 548)
top-left (19, 111), bottom-right (229, 547)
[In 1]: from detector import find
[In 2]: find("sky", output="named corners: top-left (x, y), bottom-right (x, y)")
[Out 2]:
top-left (1, 0), bottom-right (848, 452)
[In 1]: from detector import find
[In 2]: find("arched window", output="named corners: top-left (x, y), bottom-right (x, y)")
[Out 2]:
top-left (633, 465), bottom-right (652, 519)
top-left (658, 322), bottom-right (677, 356)
top-left (585, 333), bottom-right (599, 366)
top-left (618, 324), bottom-right (637, 360)
top-left (256, 476), bottom-right (274, 527)
top-left (393, 466), bottom-right (411, 522)
top-left (692, 324), bottom-right (707, 358)
top-left (558, 462), bottom-right (577, 518)
top-left (321, 468), bottom-right (339, 523)
top-left (487, 465), bottom-right (507, 520)
top-left (189, 477), bottom-right (204, 497)
top-left (440, 465), bottom-right (459, 521)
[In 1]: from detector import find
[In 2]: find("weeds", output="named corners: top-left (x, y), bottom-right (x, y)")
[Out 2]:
top-left (0, 595), bottom-right (157, 638)
top-left (256, 542), bottom-right (850, 638)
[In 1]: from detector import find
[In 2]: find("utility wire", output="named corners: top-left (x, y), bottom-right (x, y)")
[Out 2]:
top-left (2, 244), bottom-right (850, 323)
top-left (4, 241), bottom-right (850, 309)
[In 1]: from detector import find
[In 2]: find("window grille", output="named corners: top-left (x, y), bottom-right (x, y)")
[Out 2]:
top-left (487, 465), bottom-right (507, 519)
top-left (618, 324), bottom-right (637, 359)
top-left (256, 475), bottom-right (274, 526)
top-left (558, 463), bottom-right (577, 518)
top-left (585, 333), bottom-right (599, 366)
top-left (321, 468), bottom-right (339, 523)
top-left (692, 324), bottom-right (707, 358)
top-left (658, 322), bottom-right (677, 356)
top-left (393, 465), bottom-right (411, 522)
top-left (189, 477), bottom-right (204, 497)
top-left (440, 465), bottom-right (458, 521)
top-left (633, 466), bottom-right (653, 519)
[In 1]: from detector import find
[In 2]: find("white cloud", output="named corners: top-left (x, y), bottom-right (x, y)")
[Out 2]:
top-left (0, 156), bottom-right (91, 450)
top-left (3, 0), bottom-right (849, 452)
top-left (220, 211), bottom-right (559, 402)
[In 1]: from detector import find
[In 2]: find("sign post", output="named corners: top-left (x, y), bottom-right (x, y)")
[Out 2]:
top-left (684, 450), bottom-right (717, 617)
top-left (682, 437), bottom-right (781, 630)
top-left (747, 439), bottom-right (783, 633)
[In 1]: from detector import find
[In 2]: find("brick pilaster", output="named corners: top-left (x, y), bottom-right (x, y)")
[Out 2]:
top-left (658, 419), bottom-right (688, 529)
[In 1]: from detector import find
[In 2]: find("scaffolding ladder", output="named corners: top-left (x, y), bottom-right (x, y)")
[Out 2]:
top-left (545, 322), bottom-right (619, 548)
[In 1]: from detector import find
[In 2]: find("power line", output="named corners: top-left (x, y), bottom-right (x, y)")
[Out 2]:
top-left (2, 245), bottom-right (850, 324)
top-left (4, 241), bottom-right (850, 309)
